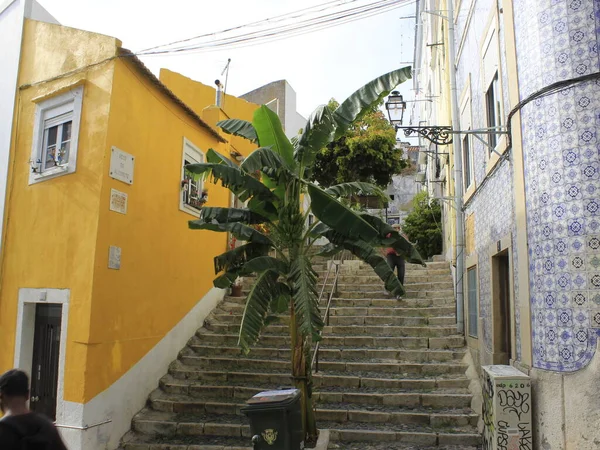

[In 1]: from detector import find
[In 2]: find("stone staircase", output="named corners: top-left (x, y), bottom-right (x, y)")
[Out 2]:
top-left (120, 258), bottom-right (481, 450)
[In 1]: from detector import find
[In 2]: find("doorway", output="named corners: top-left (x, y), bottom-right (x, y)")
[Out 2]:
top-left (14, 288), bottom-right (69, 424)
top-left (492, 250), bottom-right (513, 364)
top-left (30, 303), bottom-right (62, 420)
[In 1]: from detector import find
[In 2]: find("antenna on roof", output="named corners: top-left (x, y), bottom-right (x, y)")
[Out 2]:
top-left (220, 58), bottom-right (231, 109)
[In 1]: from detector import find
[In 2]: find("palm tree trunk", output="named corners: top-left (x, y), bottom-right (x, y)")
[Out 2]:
top-left (290, 301), bottom-right (318, 443)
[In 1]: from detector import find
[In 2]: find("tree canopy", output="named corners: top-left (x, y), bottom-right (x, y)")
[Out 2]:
top-left (402, 191), bottom-right (443, 259)
top-left (309, 99), bottom-right (407, 188)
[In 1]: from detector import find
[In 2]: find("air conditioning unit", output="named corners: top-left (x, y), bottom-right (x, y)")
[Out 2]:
top-left (482, 365), bottom-right (532, 450)
top-left (418, 151), bottom-right (428, 165)
top-left (415, 171), bottom-right (426, 183)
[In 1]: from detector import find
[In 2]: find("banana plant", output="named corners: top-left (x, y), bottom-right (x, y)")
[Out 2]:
top-left (187, 67), bottom-right (424, 442)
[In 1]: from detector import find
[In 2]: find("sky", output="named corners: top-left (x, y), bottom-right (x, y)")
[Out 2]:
top-left (37, 0), bottom-right (418, 120)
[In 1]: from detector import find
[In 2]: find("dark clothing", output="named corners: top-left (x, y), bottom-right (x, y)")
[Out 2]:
top-left (0, 413), bottom-right (68, 450)
top-left (386, 253), bottom-right (405, 285)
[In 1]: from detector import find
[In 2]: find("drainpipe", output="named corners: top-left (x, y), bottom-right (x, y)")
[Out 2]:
top-left (445, 0), bottom-right (465, 334)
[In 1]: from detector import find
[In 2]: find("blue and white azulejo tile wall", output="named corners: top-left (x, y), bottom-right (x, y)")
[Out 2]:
top-left (513, 0), bottom-right (600, 371)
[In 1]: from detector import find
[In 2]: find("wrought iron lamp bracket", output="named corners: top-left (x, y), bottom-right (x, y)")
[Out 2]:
top-left (397, 126), bottom-right (454, 145)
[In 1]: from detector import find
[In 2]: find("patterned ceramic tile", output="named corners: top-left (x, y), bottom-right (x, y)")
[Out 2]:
top-left (514, 0), bottom-right (600, 371)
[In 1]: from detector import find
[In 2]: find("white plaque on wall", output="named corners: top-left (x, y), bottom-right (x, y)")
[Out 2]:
top-left (109, 189), bottom-right (128, 214)
top-left (108, 246), bottom-right (121, 270)
top-left (110, 147), bottom-right (135, 185)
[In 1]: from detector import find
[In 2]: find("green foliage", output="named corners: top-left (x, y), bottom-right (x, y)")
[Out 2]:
top-left (402, 191), bottom-right (443, 259)
top-left (187, 67), bottom-right (421, 441)
top-left (310, 99), bottom-right (407, 188)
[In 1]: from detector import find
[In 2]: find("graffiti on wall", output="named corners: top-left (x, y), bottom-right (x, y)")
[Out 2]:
top-left (482, 367), bottom-right (532, 450)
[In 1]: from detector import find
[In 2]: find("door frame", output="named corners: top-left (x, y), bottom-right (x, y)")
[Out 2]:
top-left (13, 288), bottom-right (69, 421)
top-left (488, 235), bottom-right (516, 364)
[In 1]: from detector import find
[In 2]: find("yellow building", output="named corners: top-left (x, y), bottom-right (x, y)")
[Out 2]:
top-left (0, 18), bottom-right (263, 450)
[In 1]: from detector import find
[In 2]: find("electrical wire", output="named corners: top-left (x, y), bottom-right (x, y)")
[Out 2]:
top-left (137, 0), bottom-right (363, 53)
top-left (137, 0), bottom-right (416, 57)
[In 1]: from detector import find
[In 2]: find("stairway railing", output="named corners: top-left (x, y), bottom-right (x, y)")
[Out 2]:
top-left (311, 252), bottom-right (345, 373)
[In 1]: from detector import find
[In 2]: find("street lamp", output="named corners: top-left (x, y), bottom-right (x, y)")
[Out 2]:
top-left (385, 91), bottom-right (406, 126)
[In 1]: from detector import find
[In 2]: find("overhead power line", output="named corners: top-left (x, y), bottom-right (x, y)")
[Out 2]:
top-left (136, 0), bottom-right (416, 57)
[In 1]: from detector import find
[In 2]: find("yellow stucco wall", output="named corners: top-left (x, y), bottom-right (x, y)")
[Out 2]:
top-left (82, 58), bottom-right (235, 401)
top-left (160, 69), bottom-right (259, 157)
top-left (0, 20), bottom-right (119, 402)
top-left (0, 20), bottom-right (262, 403)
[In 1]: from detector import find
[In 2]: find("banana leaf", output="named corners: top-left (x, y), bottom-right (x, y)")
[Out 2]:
top-left (241, 256), bottom-right (289, 275)
top-left (238, 270), bottom-right (279, 353)
top-left (253, 105), bottom-right (295, 168)
top-left (333, 66), bottom-right (412, 139)
top-left (200, 207), bottom-right (270, 225)
top-left (214, 242), bottom-right (271, 274)
top-left (324, 181), bottom-right (388, 201)
top-left (289, 254), bottom-right (323, 341)
top-left (185, 162), bottom-right (276, 204)
top-left (295, 105), bottom-right (336, 168)
top-left (188, 220), bottom-right (272, 246)
top-left (216, 119), bottom-right (258, 143)
top-left (359, 214), bottom-right (425, 265)
top-left (242, 146), bottom-right (292, 181)
top-left (307, 184), bottom-right (380, 244)
top-left (206, 148), bottom-right (237, 167)
top-left (323, 231), bottom-right (405, 297)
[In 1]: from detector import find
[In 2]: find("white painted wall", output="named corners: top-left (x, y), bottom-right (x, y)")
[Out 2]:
top-left (56, 287), bottom-right (225, 450)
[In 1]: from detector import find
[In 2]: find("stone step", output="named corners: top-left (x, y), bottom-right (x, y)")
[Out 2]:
top-left (210, 313), bottom-right (455, 327)
top-left (326, 305), bottom-right (456, 317)
top-left (177, 355), bottom-right (468, 376)
top-left (327, 298), bottom-right (455, 308)
top-left (194, 331), bottom-right (465, 350)
top-left (121, 432), bottom-right (252, 450)
top-left (147, 390), bottom-right (473, 416)
top-left (315, 405), bottom-right (477, 428)
top-left (325, 422), bottom-right (481, 446)
top-left (203, 321), bottom-right (459, 338)
top-left (188, 344), bottom-right (465, 362)
top-left (331, 290), bottom-right (455, 299)
top-left (216, 302), bottom-right (456, 318)
top-left (317, 268), bottom-right (451, 278)
top-left (328, 444), bottom-right (479, 450)
top-left (167, 363), bottom-right (470, 389)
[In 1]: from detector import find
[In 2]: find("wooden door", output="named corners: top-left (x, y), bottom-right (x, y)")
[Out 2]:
top-left (30, 303), bottom-right (62, 420)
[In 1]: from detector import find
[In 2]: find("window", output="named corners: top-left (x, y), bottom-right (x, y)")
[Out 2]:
top-left (467, 266), bottom-right (478, 338)
top-left (29, 86), bottom-right (83, 184)
top-left (485, 73), bottom-right (501, 150)
top-left (180, 138), bottom-right (205, 216)
top-left (462, 134), bottom-right (472, 190)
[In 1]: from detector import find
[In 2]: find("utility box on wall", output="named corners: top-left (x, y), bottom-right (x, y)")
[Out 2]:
top-left (482, 365), bottom-right (532, 450)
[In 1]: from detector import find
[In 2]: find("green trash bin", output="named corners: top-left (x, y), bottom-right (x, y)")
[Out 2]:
top-left (242, 388), bottom-right (304, 450)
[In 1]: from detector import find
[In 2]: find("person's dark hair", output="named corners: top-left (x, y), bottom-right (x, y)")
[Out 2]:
top-left (0, 369), bottom-right (30, 397)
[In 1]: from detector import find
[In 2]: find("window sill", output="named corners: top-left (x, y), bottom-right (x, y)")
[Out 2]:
top-left (29, 165), bottom-right (70, 185)
top-left (179, 203), bottom-right (201, 218)
top-left (485, 134), bottom-right (509, 175)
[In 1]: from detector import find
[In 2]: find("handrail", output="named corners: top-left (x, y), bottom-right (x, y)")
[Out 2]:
top-left (54, 419), bottom-right (112, 430)
top-left (311, 252), bottom-right (345, 372)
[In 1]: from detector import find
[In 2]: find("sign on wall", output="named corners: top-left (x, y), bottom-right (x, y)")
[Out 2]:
top-left (108, 246), bottom-right (121, 270)
top-left (109, 147), bottom-right (135, 185)
top-left (109, 189), bottom-right (128, 214)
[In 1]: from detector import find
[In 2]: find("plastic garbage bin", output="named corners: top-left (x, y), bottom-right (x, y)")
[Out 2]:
top-left (242, 388), bottom-right (304, 449)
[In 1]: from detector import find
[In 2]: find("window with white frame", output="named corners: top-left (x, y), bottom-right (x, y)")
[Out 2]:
top-left (467, 266), bottom-right (478, 338)
top-left (485, 74), bottom-right (501, 150)
top-left (180, 138), bottom-right (205, 216)
top-left (29, 86), bottom-right (83, 184)
top-left (460, 86), bottom-right (474, 191)
top-left (482, 24), bottom-right (502, 154)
